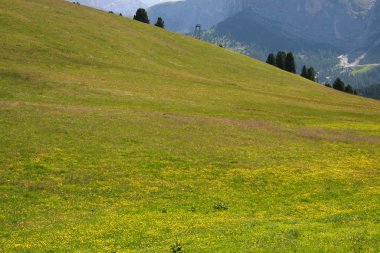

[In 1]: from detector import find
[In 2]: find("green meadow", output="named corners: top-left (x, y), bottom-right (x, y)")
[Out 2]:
top-left (0, 0), bottom-right (379, 252)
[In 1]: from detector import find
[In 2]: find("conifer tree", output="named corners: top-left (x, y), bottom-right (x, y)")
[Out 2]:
top-left (133, 8), bottom-right (149, 24)
top-left (344, 84), bottom-right (354, 94)
top-left (301, 65), bottom-right (308, 78)
top-left (275, 51), bottom-right (287, 70)
top-left (308, 67), bottom-right (316, 82)
top-left (333, 78), bottom-right (346, 91)
top-left (285, 52), bottom-right (296, 73)
top-left (155, 17), bottom-right (165, 28)
top-left (266, 53), bottom-right (276, 66)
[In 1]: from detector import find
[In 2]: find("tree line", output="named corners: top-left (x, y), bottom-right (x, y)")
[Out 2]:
top-left (266, 51), bottom-right (296, 74)
top-left (301, 66), bottom-right (316, 82)
top-left (133, 8), bottom-right (165, 28)
top-left (326, 78), bottom-right (357, 95)
top-left (266, 51), bottom-right (357, 95)
top-left (99, 5), bottom-right (165, 28)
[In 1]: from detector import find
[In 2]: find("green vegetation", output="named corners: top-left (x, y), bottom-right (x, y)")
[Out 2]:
top-left (266, 51), bottom-right (296, 74)
top-left (351, 65), bottom-right (377, 75)
top-left (155, 17), bottom-right (165, 29)
top-left (285, 52), bottom-right (296, 74)
top-left (0, 0), bottom-right (379, 252)
top-left (205, 22), bottom-right (380, 100)
top-left (345, 84), bottom-right (354, 94)
top-left (358, 83), bottom-right (380, 100)
top-left (133, 8), bottom-right (150, 24)
top-left (275, 51), bottom-right (287, 70)
top-left (171, 242), bottom-right (183, 253)
top-left (301, 65), bottom-right (317, 82)
top-left (266, 53), bottom-right (276, 66)
top-left (343, 65), bottom-right (380, 99)
top-left (307, 67), bottom-right (316, 82)
top-left (332, 78), bottom-right (357, 95)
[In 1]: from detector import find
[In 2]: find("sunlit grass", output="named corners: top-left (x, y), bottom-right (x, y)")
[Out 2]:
top-left (0, 0), bottom-right (379, 252)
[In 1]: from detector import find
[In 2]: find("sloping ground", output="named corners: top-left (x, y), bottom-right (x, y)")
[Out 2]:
top-left (0, 0), bottom-right (379, 252)
top-left (75, 0), bottom-right (147, 17)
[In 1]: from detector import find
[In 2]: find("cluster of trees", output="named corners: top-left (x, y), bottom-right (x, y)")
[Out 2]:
top-left (266, 52), bottom-right (359, 96)
top-left (340, 66), bottom-right (380, 99)
top-left (108, 11), bottom-right (124, 16)
top-left (266, 51), bottom-right (296, 73)
top-left (326, 78), bottom-right (357, 95)
top-left (267, 52), bottom-right (317, 81)
top-left (102, 7), bottom-right (164, 28)
top-left (133, 8), bottom-right (165, 28)
top-left (301, 66), bottom-right (316, 82)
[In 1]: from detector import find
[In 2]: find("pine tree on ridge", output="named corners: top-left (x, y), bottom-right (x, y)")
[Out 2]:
top-left (133, 8), bottom-right (149, 24)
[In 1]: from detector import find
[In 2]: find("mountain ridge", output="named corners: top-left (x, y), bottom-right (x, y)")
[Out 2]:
top-left (149, 0), bottom-right (377, 38)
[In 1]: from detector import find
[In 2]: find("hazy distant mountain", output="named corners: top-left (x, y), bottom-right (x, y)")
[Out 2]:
top-left (206, 9), bottom-right (338, 52)
top-left (361, 1), bottom-right (380, 64)
top-left (148, 0), bottom-right (244, 33)
top-left (150, 0), bottom-right (376, 51)
top-left (142, 0), bottom-right (177, 7)
top-left (202, 8), bottom-right (343, 83)
top-left (76, 0), bottom-right (147, 16)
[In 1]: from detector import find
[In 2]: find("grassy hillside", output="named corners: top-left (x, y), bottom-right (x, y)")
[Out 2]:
top-left (0, 0), bottom-right (380, 252)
